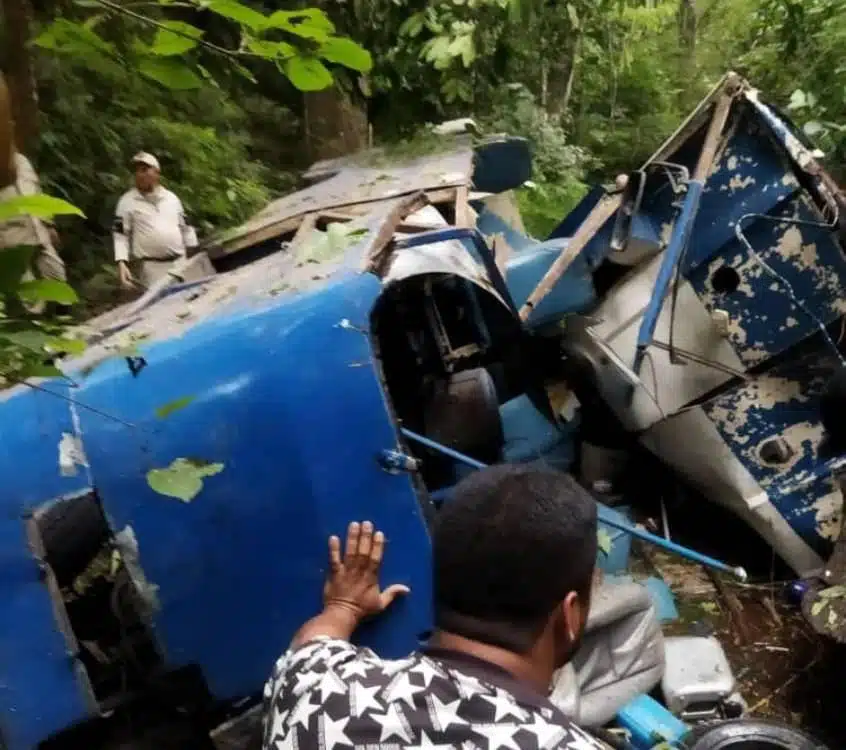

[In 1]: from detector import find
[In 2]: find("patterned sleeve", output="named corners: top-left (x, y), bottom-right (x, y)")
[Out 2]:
top-left (262, 638), bottom-right (377, 746)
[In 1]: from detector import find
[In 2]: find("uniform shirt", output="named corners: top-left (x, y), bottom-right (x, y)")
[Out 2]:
top-left (0, 153), bottom-right (55, 252)
top-left (262, 637), bottom-right (607, 750)
top-left (113, 185), bottom-right (196, 263)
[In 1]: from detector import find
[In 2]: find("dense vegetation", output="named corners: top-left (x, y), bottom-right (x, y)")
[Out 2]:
top-left (2, 0), bottom-right (846, 305)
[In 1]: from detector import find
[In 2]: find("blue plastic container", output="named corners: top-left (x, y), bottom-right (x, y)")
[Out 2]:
top-left (616, 694), bottom-right (689, 749)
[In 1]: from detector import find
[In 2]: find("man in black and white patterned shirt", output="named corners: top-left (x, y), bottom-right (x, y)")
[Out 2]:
top-left (263, 464), bottom-right (606, 750)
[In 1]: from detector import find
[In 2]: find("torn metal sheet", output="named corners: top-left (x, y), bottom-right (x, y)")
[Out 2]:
top-left (209, 147), bottom-right (473, 256)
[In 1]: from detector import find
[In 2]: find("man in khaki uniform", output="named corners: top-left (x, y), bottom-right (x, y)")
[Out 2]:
top-left (113, 152), bottom-right (197, 289)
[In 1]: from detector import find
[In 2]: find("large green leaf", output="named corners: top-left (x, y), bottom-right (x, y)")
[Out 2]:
top-left (34, 19), bottom-right (119, 75)
top-left (267, 9), bottom-right (334, 39)
top-left (16, 360), bottom-right (64, 379)
top-left (140, 57), bottom-right (203, 90)
top-left (282, 56), bottom-right (333, 91)
top-left (398, 13), bottom-right (425, 38)
top-left (319, 37), bottom-right (372, 72)
top-left (150, 21), bottom-right (204, 56)
top-left (246, 38), bottom-right (296, 60)
top-left (34, 18), bottom-right (115, 55)
top-left (0, 194), bottom-right (85, 221)
top-left (47, 336), bottom-right (88, 356)
top-left (447, 35), bottom-right (475, 67)
top-left (17, 279), bottom-right (80, 305)
top-left (0, 323), bottom-right (51, 351)
top-left (205, 0), bottom-right (269, 31)
top-left (146, 457), bottom-right (225, 502)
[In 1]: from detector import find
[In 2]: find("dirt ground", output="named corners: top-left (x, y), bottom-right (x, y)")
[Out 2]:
top-left (633, 543), bottom-right (846, 747)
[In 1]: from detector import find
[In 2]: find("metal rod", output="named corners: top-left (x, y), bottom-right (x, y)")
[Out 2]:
top-left (399, 426), bottom-right (748, 581)
top-left (633, 90), bottom-right (735, 375)
top-left (400, 427), bottom-right (487, 470)
top-left (519, 192), bottom-right (623, 321)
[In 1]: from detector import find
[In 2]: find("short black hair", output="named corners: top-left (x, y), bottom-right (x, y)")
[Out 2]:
top-left (433, 463), bottom-right (598, 652)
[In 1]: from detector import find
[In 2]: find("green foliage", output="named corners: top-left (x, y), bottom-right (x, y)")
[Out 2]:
top-left (482, 85), bottom-right (591, 237)
top-left (0, 194), bottom-right (84, 221)
top-left (300, 223), bottom-right (368, 262)
top-left (146, 457), bottom-right (225, 501)
top-left (517, 182), bottom-right (589, 239)
top-left (34, 0), bottom-right (372, 93)
top-left (0, 194), bottom-right (87, 385)
top-left (597, 528), bottom-right (612, 557)
top-left (31, 57), bottom-right (286, 308)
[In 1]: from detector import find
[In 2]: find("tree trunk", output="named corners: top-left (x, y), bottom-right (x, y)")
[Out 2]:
top-left (547, 34), bottom-right (581, 115)
top-left (678, 0), bottom-right (697, 69)
top-left (303, 84), bottom-right (368, 163)
top-left (0, 73), bottom-right (14, 187)
top-left (1, 0), bottom-right (39, 150)
top-left (561, 34), bottom-right (581, 114)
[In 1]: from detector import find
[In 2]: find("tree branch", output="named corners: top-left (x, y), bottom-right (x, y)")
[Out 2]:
top-left (93, 0), bottom-right (270, 61)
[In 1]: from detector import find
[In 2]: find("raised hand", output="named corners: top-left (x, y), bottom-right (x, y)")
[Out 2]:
top-left (323, 521), bottom-right (410, 621)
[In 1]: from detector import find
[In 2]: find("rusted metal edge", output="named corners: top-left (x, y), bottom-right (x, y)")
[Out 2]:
top-left (454, 185), bottom-right (471, 228)
top-left (360, 191), bottom-right (432, 275)
top-left (518, 192), bottom-right (623, 322)
top-left (693, 91), bottom-right (736, 183)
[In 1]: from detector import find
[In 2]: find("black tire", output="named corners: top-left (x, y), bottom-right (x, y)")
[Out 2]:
top-left (683, 719), bottom-right (829, 750)
top-left (38, 493), bottom-right (110, 586)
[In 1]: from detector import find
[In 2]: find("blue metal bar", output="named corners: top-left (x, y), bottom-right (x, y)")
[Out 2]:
top-left (399, 426), bottom-right (747, 580)
top-left (633, 180), bottom-right (705, 375)
top-left (400, 427), bottom-right (487, 470)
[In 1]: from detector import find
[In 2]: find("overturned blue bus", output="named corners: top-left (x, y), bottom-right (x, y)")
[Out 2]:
top-left (1, 72), bottom-right (844, 749)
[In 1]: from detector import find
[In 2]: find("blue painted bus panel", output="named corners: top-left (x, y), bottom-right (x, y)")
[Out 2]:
top-left (687, 196), bottom-right (846, 368)
top-left (75, 272), bottom-right (433, 702)
top-left (0, 386), bottom-right (95, 749)
top-left (701, 352), bottom-right (842, 555)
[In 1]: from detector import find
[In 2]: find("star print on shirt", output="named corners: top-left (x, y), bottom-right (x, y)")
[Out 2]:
top-left (385, 672), bottom-right (423, 710)
top-left (472, 723), bottom-right (523, 750)
top-left (319, 714), bottom-right (351, 750)
top-left (372, 703), bottom-right (414, 743)
top-left (480, 689), bottom-right (529, 722)
top-left (427, 694), bottom-right (466, 732)
top-left (350, 681), bottom-right (383, 717)
top-left (261, 638), bottom-right (609, 750)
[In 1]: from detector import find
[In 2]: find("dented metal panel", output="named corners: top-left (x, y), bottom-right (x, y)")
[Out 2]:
top-left (641, 407), bottom-right (824, 576)
top-left (210, 148), bottom-right (474, 255)
top-left (687, 194), bottom-right (846, 367)
top-left (553, 72), bottom-right (846, 577)
top-left (702, 353), bottom-right (845, 556)
top-left (73, 269), bottom-right (433, 702)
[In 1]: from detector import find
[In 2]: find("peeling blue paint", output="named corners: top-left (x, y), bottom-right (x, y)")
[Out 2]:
top-left (702, 353), bottom-right (842, 555)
